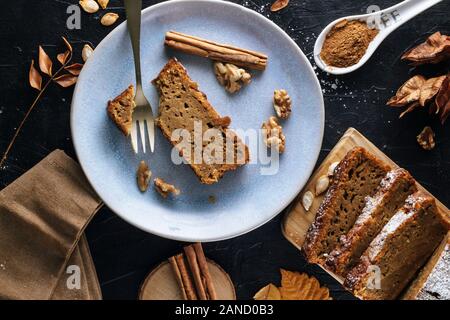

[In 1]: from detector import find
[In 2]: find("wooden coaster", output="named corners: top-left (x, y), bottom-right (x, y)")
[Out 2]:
top-left (139, 259), bottom-right (236, 300)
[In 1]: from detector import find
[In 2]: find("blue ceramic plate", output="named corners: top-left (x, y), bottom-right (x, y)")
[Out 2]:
top-left (71, 0), bottom-right (324, 241)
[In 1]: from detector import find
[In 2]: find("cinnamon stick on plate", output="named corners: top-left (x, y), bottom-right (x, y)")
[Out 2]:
top-left (165, 31), bottom-right (268, 70)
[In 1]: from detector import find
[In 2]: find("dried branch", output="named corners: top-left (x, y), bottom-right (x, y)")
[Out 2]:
top-left (0, 37), bottom-right (83, 169)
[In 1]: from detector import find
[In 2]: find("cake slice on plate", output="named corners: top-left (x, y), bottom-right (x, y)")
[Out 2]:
top-left (303, 147), bottom-right (390, 265)
top-left (107, 85), bottom-right (136, 136)
top-left (345, 191), bottom-right (448, 300)
top-left (152, 58), bottom-right (250, 184)
top-left (325, 168), bottom-right (417, 276)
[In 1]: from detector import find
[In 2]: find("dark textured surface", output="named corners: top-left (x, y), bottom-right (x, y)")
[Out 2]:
top-left (0, 0), bottom-right (449, 300)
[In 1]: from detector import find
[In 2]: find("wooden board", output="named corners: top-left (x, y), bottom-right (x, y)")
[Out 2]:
top-left (282, 127), bottom-right (450, 285)
top-left (139, 259), bottom-right (236, 300)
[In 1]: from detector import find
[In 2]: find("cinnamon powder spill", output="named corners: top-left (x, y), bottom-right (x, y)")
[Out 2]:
top-left (320, 19), bottom-right (379, 68)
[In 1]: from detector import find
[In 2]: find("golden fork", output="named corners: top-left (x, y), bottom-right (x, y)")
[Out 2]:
top-left (125, 0), bottom-right (155, 153)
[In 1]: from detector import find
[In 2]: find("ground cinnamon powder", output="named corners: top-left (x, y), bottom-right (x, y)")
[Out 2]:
top-left (320, 19), bottom-right (379, 68)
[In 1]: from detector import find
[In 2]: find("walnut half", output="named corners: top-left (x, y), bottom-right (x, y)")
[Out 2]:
top-left (214, 62), bottom-right (251, 93)
top-left (137, 161), bottom-right (152, 192)
top-left (417, 126), bottom-right (435, 150)
top-left (273, 89), bottom-right (292, 119)
top-left (154, 178), bottom-right (180, 198)
top-left (262, 116), bottom-right (286, 153)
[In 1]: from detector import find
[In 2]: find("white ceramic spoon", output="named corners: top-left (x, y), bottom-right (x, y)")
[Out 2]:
top-left (314, 0), bottom-right (443, 75)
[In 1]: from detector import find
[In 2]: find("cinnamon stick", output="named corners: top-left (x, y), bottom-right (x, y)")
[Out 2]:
top-left (165, 31), bottom-right (268, 70)
top-left (168, 256), bottom-right (187, 300)
top-left (184, 245), bottom-right (208, 300)
top-left (193, 243), bottom-right (218, 300)
top-left (170, 254), bottom-right (198, 300)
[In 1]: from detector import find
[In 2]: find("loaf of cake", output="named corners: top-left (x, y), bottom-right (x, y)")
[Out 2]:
top-left (345, 191), bottom-right (448, 300)
top-left (303, 147), bottom-right (390, 264)
top-left (107, 85), bottom-right (136, 136)
top-left (326, 168), bottom-right (417, 276)
top-left (152, 58), bottom-right (250, 184)
top-left (402, 233), bottom-right (449, 300)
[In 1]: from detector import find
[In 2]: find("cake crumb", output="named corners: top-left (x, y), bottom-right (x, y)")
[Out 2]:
top-left (208, 195), bottom-right (216, 204)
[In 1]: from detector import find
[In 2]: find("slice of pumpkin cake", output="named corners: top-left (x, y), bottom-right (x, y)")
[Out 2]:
top-left (325, 168), bottom-right (417, 276)
top-left (152, 58), bottom-right (249, 184)
top-left (345, 191), bottom-right (448, 300)
top-left (303, 147), bottom-right (390, 265)
top-left (107, 85), bottom-right (136, 136)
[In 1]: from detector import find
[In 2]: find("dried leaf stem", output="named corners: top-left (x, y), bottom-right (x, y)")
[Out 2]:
top-left (0, 49), bottom-right (74, 169)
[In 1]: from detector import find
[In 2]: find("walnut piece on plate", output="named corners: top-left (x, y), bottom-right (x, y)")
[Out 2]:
top-left (137, 161), bottom-right (152, 192)
top-left (154, 178), bottom-right (180, 198)
top-left (214, 62), bottom-right (251, 93)
top-left (417, 126), bottom-right (435, 150)
top-left (262, 116), bottom-right (286, 153)
top-left (273, 89), bottom-right (292, 119)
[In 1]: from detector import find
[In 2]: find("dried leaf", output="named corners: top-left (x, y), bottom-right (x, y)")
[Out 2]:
top-left (419, 75), bottom-right (446, 106)
top-left (53, 73), bottom-right (78, 87)
top-left (62, 36), bottom-right (73, 53)
top-left (29, 60), bottom-right (42, 91)
top-left (38, 46), bottom-right (53, 76)
top-left (64, 63), bottom-right (83, 75)
top-left (57, 50), bottom-right (71, 65)
top-left (399, 101), bottom-right (420, 119)
top-left (387, 75), bottom-right (426, 107)
top-left (279, 269), bottom-right (330, 300)
top-left (435, 76), bottom-right (450, 124)
top-left (270, 0), bottom-right (289, 12)
top-left (253, 284), bottom-right (281, 300)
top-left (402, 32), bottom-right (450, 65)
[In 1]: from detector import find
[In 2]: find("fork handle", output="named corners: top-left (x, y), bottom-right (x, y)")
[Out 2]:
top-left (124, 0), bottom-right (143, 90)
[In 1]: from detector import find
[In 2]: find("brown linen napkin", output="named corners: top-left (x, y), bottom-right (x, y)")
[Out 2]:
top-left (51, 234), bottom-right (102, 300)
top-left (0, 150), bottom-right (103, 300)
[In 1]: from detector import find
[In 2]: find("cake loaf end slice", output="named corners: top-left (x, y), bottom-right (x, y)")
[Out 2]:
top-left (402, 233), bottom-right (449, 300)
top-left (153, 58), bottom-right (249, 184)
top-left (107, 85), bottom-right (136, 136)
top-left (302, 147), bottom-right (390, 265)
top-left (345, 191), bottom-right (448, 300)
top-left (326, 168), bottom-right (417, 276)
